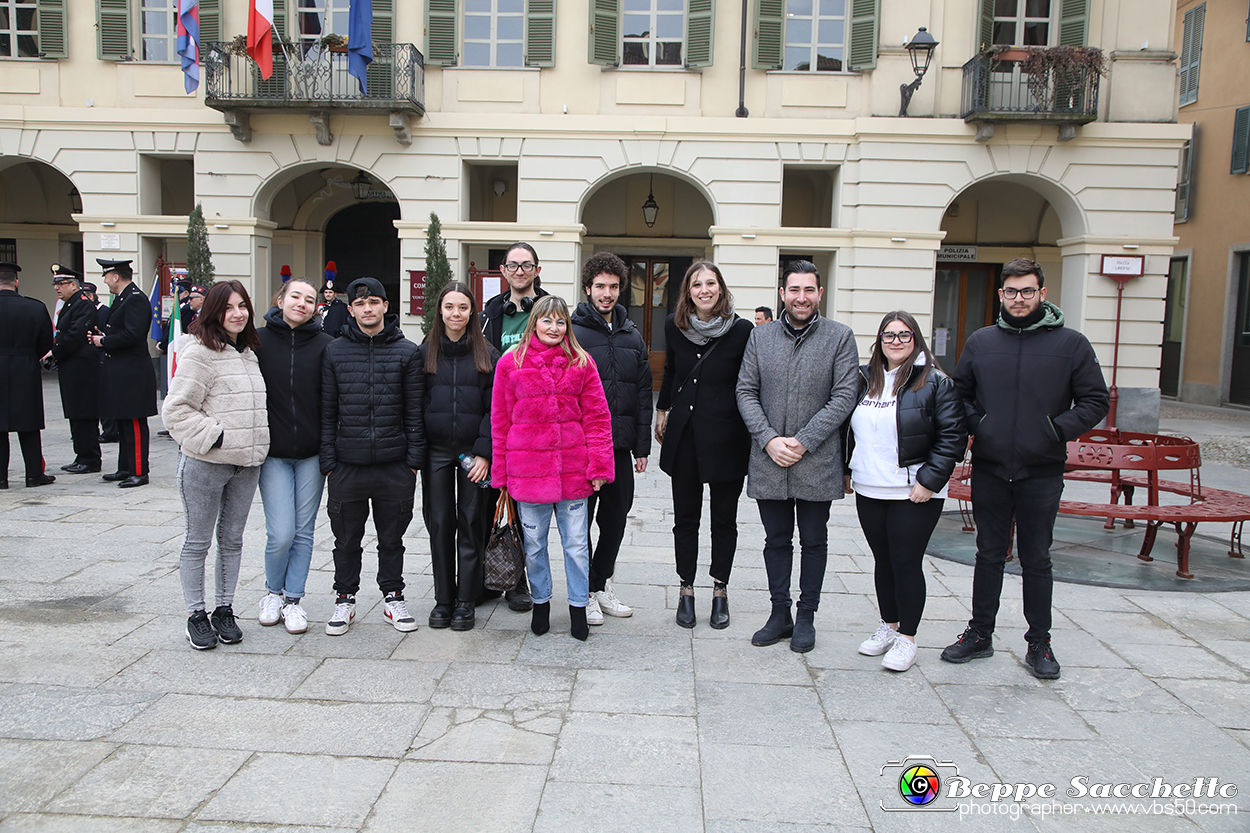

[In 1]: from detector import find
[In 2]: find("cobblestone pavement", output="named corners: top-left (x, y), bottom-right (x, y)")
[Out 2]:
top-left (1, 380), bottom-right (1248, 831)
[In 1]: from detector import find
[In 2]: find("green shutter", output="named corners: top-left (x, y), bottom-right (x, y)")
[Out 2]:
top-left (1232, 106), bottom-right (1250, 175)
top-left (367, 0), bottom-right (395, 96)
top-left (752, 0), bottom-right (782, 69)
top-left (588, 0), bottom-right (619, 66)
top-left (257, 0), bottom-right (288, 97)
top-left (846, 0), bottom-right (877, 70)
top-left (978, 0), bottom-right (993, 50)
top-left (1179, 4), bottom-right (1204, 107)
top-left (685, 0), bottom-right (713, 67)
top-left (37, 0), bottom-right (67, 58)
top-left (427, 0), bottom-right (457, 66)
top-left (1057, 0), bottom-right (1088, 46)
top-left (199, 0), bottom-right (221, 44)
top-left (525, 0), bottom-right (556, 66)
top-left (97, 0), bottom-right (131, 60)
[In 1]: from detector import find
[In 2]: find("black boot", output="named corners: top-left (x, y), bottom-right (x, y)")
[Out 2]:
top-left (709, 582), bottom-right (730, 630)
top-left (675, 584), bottom-right (696, 629)
top-left (450, 601), bottom-right (475, 631)
top-left (530, 601), bottom-right (550, 636)
top-left (751, 604), bottom-right (793, 647)
top-left (506, 573), bottom-right (533, 612)
top-left (790, 608), bottom-right (816, 653)
top-left (570, 605), bottom-right (589, 641)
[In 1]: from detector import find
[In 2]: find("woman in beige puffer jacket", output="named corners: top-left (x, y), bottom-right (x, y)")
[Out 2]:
top-left (162, 280), bottom-right (269, 651)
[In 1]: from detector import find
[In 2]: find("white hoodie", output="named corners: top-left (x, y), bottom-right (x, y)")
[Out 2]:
top-left (848, 359), bottom-right (949, 500)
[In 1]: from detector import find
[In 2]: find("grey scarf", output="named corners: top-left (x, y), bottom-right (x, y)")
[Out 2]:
top-left (681, 305), bottom-right (737, 346)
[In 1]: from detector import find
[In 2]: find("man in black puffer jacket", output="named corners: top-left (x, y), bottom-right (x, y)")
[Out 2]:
top-left (941, 258), bottom-right (1109, 681)
top-left (571, 252), bottom-right (653, 623)
top-left (320, 278), bottom-right (426, 637)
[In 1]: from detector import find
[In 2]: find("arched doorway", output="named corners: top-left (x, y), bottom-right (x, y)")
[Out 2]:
top-left (0, 158), bottom-right (82, 310)
top-left (325, 203), bottom-right (402, 306)
top-left (581, 170), bottom-right (715, 387)
top-left (934, 177), bottom-right (1070, 373)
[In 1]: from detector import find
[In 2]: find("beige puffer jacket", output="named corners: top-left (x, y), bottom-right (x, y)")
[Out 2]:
top-left (162, 335), bottom-right (269, 466)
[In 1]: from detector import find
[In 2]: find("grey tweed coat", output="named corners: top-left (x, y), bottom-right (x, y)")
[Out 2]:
top-left (735, 314), bottom-right (859, 502)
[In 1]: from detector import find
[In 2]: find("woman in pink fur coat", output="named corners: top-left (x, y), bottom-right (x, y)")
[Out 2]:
top-left (492, 295), bottom-right (615, 640)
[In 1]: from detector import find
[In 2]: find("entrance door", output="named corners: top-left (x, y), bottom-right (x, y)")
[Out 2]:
top-left (932, 264), bottom-right (996, 374)
top-left (1231, 254), bottom-right (1250, 406)
top-left (623, 256), bottom-right (691, 389)
top-left (1160, 257), bottom-right (1188, 397)
top-left (325, 203), bottom-right (402, 306)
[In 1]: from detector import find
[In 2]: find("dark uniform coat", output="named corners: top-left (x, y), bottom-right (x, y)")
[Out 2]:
top-left (0, 288), bottom-right (54, 432)
top-left (99, 282), bottom-right (158, 419)
top-left (51, 289), bottom-right (101, 420)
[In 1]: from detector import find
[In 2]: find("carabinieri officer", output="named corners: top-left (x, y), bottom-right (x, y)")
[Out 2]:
top-left (88, 258), bottom-right (157, 488)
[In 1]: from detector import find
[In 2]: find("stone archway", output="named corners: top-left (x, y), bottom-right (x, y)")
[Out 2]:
top-left (0, 157), bottom-right (83, 310)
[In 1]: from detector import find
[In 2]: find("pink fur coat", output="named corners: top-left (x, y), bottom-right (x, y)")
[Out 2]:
top-left (492, 335), bottom-right (615, 504)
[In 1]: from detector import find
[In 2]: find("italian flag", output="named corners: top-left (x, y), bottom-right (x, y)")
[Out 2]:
top-left (167, 297), bottom-right (181, 390)
top-left (247, 0), bottom-right (275, 79)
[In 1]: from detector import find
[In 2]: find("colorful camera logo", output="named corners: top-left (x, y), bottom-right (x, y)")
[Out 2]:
top-left (880, 756), bottom-right (960, 812)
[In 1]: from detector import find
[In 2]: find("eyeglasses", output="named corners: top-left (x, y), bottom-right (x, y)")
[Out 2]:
top-left (881, 331), bottom-right (913, 344)
top-left (503, 262), bottom-right (538, 274)
top-left (1001, 287), bottom-right (1038, 300)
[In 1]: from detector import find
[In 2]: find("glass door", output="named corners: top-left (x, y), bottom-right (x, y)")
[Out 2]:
top-left (931, 264), bottom-right (996, 374)
top-left (1160, 258), bottom-right (1187, 397)
top-left (626, 258), bottom-right (671, 389)
top-left (1231, 254), bottom-right (1250, 406)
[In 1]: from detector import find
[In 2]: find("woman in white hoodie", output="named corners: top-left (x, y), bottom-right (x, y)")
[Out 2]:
top-left (163, 280), bottom-right (269, 651)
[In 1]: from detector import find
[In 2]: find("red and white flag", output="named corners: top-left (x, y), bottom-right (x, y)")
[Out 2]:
top-left (247, 0), bottom-right (275, 79)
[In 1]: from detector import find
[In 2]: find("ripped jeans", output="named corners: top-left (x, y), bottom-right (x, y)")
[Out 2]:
top-left (516, 498), bottom-right (591, 607)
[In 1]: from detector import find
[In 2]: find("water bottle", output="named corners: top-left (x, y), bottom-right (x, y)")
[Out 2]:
top-left (458, 454), bottom-right (491, 489)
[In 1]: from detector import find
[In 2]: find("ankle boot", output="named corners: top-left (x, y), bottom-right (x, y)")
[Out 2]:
top-left (751, 604), bottom-right (794, 646)
top-left (709, 582), bottom-right (730, 630)
top-left (570, 605), bottom-right (589, 641)
top-left (790, 608), bottom-right (816, 653)
top-left (530, 602), bottom-right (551, 636)
top-left (675, 584), bottom-right (696, 629)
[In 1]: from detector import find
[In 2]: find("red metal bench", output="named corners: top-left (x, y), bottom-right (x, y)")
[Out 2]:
top-left (948, 429), bottom-right (1250, 579)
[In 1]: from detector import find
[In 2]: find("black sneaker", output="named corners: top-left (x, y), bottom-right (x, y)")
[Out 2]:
top-left (940, 627), bottom-right (993, 663)
top-left (186, 610), bottom-right (217, 650)
top-left (210, 605), bottom-right (244, 644)
top-left (1025, 640), bottom-right (1061, 680)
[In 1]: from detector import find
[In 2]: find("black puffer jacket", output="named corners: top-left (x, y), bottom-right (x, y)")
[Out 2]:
top-left (844, 362), bottom-right (969, 493)
top-left (320, 314), bottom-right (425, 473)
top-left (417, 334), bottom-right (499, 460)
top-left (571, 302), bottom-right (653, 459)
top-left (257, 306), bottom-right (333, 460)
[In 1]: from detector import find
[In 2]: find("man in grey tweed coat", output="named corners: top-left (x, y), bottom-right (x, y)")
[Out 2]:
top-left (736, 261), bottom-right (859, 653)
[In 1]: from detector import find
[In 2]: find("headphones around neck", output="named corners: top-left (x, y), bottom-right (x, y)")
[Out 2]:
top-left (503, 295), bottom-right (536, 316)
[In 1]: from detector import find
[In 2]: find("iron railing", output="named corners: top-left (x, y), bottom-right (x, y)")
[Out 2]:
top-left (961, 51), bottom-right (1098, 123)
top-left (205, 41), bottom-right (424, 113)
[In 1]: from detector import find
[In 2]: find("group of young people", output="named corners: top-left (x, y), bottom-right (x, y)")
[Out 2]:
top-left (165, 247), bottom-right (1109, 680)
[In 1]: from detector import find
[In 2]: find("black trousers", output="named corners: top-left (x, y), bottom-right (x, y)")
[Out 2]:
top-left (328, 461), bottom-right (416, 597)
top-left (421, 446), bottom-right (487, 605)
top-left (116, 418), bottom-right (150, 476)
top-left (0, 431), bottom-right (43, 480)
top-left (671, 428), bottom-right (743, 585)
top-left (856, 494), bottom-right (945, 636)
top-left (969, 469), bottom-right (1063, 643)
top-left (69, 418), bottom-right (101, 466)
top-left (587, 448), bottom-right (635, 592)
top-left (757, 498), bottom-right (831, 612)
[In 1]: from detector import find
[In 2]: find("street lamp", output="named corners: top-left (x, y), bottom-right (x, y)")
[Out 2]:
top-left (641, 174), bottom-right (659, 228)
top-left (351, 171), bottom-right (372, 200)
top-left (899, 27), bottom-right (939, 117)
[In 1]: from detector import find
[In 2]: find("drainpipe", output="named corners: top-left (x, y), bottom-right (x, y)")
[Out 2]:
top-left (736, 0), bottom-right (749, 117)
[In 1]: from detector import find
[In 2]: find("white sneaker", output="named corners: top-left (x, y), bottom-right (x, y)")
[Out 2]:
top-left (383, 593), bottom-right (418, 633)
top-left (325, 595), bottom-right (356, 636)
top-left (858, 621), bottom-right (898, 656)
top-left (281, 601), bottom-right (308, 634)
top-left (258, 592), bottom-right (283, 626)
top-left (882, 635), bottom-right (918, 672)
top-left (596, 579), bottom-right (633, 618)
top-left (585, 593), bottom-right (605, 626)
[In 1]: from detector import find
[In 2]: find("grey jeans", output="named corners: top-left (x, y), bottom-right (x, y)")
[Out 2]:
top-left (177, 453), bottom-right (262, 614)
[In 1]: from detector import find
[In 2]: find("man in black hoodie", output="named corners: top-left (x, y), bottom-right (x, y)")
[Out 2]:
top-left (941, 258), bottom-right (1109, 680)
top-left (571, 252), bottom-right (652, 625)
top-left (320, 278), bottom-right (425, 636)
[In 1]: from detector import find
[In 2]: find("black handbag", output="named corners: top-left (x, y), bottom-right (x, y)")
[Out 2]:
top-left (483, 489), bottom-right (526, 591)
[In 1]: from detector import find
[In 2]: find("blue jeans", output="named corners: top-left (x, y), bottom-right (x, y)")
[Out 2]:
top-left (517, 498), bottom-right (591, 607)
top-left (258, 455), bottom-right (326, 600)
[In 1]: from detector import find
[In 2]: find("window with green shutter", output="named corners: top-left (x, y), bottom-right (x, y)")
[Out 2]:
top-left (1179, 4), bottom-right (1204, 107)
top-left (427, 0), bottom-right (457, 65)
top-left (198, 0), bottom-right (220, 44)
top-left (752, 0), bottom-right (783, 69)
top-left (1175, 130), bottom-right (1194, 221)
top-left (366, 0), bottom-right (394, 95)
top-left (846, 0), bottom-right (877, 70)
top-left (1232, 106), bottom-right (1250, 175)
top-left (1056, 0), bottom-right (1088, 46)
top-left (525, 0), bottom-right (556, 66)
top-left (97, 0), bottom-right (131, 59)
top-left (986, 0), bottom-right (1085, 47)
top-left (685, 0), bottom-right (712, 67)
top-left (588, 0), bottom-right (618, 65)
top-left (256, 0), bottom-right (288, 97)
top-left (36, 0), bottom-right (66, 57)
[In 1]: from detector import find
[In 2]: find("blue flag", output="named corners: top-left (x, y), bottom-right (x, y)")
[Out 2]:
top-left (347, 0), bottom-right (373, 95)
top-left (149, 278), bottom-right (164, 341)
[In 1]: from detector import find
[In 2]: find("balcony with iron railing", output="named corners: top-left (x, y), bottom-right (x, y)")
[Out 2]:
top-left (205, 41), bottom-right (424, 145)
top-left (961, 49), bottom-right (1101, 142)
